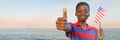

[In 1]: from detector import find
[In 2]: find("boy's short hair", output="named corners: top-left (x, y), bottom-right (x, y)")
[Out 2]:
top-left (76, 2), bottom-right (90, 12)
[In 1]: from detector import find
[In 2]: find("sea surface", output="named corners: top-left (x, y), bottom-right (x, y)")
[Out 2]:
top-left (0, 28), bottom-right (119, 40)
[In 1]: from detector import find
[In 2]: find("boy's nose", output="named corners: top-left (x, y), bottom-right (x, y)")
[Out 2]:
top-left (81, 12), bottom-right (86, 15)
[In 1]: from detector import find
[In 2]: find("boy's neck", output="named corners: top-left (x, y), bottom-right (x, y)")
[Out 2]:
top-left (78, 21), bottom-right (87, 28)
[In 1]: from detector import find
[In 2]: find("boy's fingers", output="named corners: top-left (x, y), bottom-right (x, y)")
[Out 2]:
top-left (63, 8), bottom-right (67, 18)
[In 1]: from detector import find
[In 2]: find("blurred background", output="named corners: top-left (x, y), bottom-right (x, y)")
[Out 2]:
top-left (0, 0), bottom-right (120, 28)
top-left (0, 0), bottom-right (120, 40)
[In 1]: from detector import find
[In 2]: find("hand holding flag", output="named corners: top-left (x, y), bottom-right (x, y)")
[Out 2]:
top-left (94, 6), bottom-right (108, 40)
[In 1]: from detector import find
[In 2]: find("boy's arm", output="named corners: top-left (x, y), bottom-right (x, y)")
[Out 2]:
top-left (64, 23), bottom-right (72, 32)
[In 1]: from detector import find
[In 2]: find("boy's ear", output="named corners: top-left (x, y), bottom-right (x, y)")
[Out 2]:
top-left (75, 13), bottom-right (77, 16)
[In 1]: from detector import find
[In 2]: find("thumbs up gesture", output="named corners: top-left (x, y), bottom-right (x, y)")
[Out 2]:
top-left (56, 8), bottom-right (67, 30)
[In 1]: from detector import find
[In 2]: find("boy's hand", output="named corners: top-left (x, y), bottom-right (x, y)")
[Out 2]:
top-left (98, 28), bottom-right (104, 40)
top-left (56, 8), bottom-right (67, 30)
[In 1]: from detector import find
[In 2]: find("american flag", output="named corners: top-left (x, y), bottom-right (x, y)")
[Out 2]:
top-left (94, 6), bottom-right (107, 24)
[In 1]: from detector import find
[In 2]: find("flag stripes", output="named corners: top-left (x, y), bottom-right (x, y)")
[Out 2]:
top-left (94, 6), bottom-right (107, 23)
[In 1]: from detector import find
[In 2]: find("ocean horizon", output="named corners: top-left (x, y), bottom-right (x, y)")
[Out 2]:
top-left (0, 28), bottom-right (119, 40)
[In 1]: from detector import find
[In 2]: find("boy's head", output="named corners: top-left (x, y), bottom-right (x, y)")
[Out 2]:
top-left (75, 2), bottom-right (90, 22)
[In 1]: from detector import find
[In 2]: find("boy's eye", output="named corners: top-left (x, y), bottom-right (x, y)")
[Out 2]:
top-left (77, 10), bottom-right (82, 13)
top-left (85, 11), bottom-right (88, 13)
top-left (78, 11), bottom-right (81, 13)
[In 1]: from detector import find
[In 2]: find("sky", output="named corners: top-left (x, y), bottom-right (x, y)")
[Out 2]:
top-left (0, 0), bottom-right (120, 28)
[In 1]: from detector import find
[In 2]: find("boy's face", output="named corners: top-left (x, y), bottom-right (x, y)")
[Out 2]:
top-left (76, 5), bottom-right (90, 22)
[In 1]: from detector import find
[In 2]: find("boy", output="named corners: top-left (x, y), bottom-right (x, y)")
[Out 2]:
top-left (56, 2), bottom-right (103, 40)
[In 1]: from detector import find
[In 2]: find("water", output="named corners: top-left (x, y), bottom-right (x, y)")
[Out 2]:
top-left (103, 28), bottom-right (120, 40)
top-left (0, 28), bottom-right (119, 40)
top-left (0, 28), bottom-right (69, 40)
